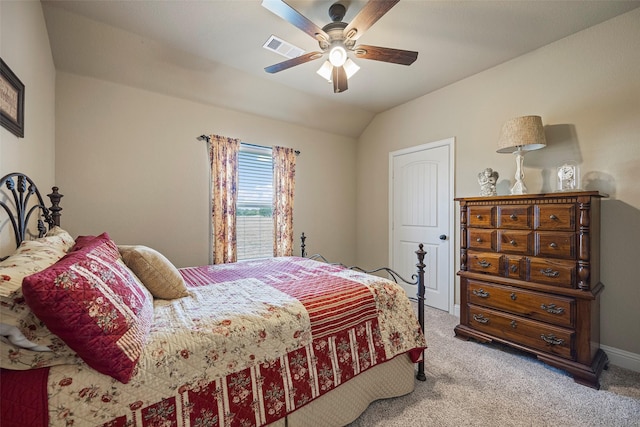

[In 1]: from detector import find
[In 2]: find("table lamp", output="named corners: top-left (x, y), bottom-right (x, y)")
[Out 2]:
top-left (497, 115), bottom-right (547, 195)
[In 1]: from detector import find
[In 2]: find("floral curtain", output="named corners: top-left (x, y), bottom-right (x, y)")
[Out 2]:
top-left (208, 134), bottom-right (240, 264)
top-left (272, 146), bottom-right (297, 257)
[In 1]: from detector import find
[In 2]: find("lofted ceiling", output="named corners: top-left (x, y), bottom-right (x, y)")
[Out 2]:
top-left (41, 0), bottom-right (640, 138)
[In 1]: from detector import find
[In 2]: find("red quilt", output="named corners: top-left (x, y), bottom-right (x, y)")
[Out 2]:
top-left (1, 257), bottom-right (425, 426)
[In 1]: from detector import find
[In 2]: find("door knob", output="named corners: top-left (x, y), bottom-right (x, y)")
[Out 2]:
top-left (439, 234), bottom-right (447, 240)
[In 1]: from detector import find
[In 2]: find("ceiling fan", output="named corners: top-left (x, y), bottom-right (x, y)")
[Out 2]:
top-left (262, 0), bottom-right (418, 93)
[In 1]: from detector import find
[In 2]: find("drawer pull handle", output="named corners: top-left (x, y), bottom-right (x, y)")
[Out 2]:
top-left (478, 260), bottom-right (491, 268)
top-left (473, 314), bottom-right (489, 324)
top-left (549, 242), bottom-right (558, 248)
top-left (541, 303), bottom-right (565, 315)
top-left (472, 289), bottom-right (490, 298)
top-left (510, 320), bottom-right (517, 329)
top-left (541, 334), bottom-right (564, 346)
top-left (549, 214), bottom-right (558, 220)
top-left (540, 268), bottom-right (560, 278)
top-left (510, 292), bottom-right (517, 301)
top-left (510, 265), bottom-right (518, 273)
top-left (476, 238), bottom-right (482, 242)
top-left (510, 239), bottom-right (517, 246)
top-left (510, 214), bottom-right (517, 220)
top-left (476, 215), bottom-right (482, 219)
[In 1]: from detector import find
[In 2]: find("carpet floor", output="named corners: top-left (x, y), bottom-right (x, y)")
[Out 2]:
top-left (348, 305), bottom-right (640, 426)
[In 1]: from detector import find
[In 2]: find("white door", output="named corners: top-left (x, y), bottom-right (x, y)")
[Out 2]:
top-left (390, 138), bottom-right (454, 313)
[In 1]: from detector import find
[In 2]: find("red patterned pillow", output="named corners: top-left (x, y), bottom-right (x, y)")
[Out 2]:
top-left (22, 233), bottom-right (154, 383)
top-left (70, 234), bottom-right (97, 252)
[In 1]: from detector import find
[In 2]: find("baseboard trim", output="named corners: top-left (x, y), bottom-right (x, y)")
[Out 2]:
top-left (453, 304), bottom-right (460, 318)
top-left (601, 344), bottom-right (640, 373)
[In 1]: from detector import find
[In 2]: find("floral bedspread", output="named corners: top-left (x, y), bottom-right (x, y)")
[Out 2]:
top-left (42, 257), bottom-right (426, 426)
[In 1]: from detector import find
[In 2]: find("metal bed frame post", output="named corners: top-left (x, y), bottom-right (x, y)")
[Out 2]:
top-left (415, 243), bottom-right (427, 381)
top-left (47, 187), bottom-right (63, 227)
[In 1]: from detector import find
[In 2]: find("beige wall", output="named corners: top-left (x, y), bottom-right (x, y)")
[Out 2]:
top-left (0, 1), bottom-right (56, 255)
top-left (55, 72), bottom-right (357, 268)
top-left (356, 9), bottom-right (640, 356)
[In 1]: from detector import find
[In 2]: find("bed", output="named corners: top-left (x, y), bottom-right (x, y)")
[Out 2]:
top-left (0, 172), bottom-right (427, 427)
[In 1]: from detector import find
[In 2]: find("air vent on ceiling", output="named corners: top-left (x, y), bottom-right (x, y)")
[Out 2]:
top-left (263, 35), bottom-right (305, 59)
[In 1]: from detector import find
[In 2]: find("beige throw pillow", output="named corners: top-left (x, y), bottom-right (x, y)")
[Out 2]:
top-left (118, 245), bottom-right (189, 299)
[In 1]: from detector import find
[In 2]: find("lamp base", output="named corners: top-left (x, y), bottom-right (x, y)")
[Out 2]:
top-left (510, 180), bottom-right (527, 195)
top-left (510, 149), bottom-right (528, 195)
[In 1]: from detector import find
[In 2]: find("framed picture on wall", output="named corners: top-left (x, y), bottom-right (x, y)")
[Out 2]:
top-left (1, 58), bottom-right (25, 138)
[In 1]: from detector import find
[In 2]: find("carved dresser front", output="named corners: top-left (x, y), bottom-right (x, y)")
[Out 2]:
top-left (454, 191), bottom-right (607, 388)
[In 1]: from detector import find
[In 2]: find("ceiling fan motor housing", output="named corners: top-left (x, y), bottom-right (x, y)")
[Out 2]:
top-left (318, 3), bottom-right (354, 51)
top-left (328, 3), bottom-right (346, 22)
top-left (320, 22), bottom-right (353, 49)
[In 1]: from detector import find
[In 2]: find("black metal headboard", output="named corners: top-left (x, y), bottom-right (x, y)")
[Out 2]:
top-left (0, 173), bottom-right (63, 258)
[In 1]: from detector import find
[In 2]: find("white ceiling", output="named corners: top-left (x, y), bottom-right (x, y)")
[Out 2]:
top-left (41, 0), bottom-right (640, 138)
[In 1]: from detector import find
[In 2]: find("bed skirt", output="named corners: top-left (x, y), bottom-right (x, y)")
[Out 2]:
top-left (269, 353), bottom-right (416, 426)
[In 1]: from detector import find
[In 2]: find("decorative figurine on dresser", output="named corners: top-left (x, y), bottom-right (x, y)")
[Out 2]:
top-left (477, 168), bottom-right (499, 196)
top-left (454, 191), bottom-right (608, 388)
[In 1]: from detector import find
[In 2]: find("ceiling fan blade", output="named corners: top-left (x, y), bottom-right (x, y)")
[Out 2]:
top-left (265, 51), bottom-right (324, 73)
top-left (343, 0), bottom-right (400, 41)
top-left (261, 0), bottom-right (329, 43)
top-left (332, 65), bottom-right (348, 93)
top-left (354, 45), bottom-right (418, 65)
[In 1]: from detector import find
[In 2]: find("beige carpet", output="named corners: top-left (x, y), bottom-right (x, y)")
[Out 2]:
top-left (349, 305), bottom-right (640, 426)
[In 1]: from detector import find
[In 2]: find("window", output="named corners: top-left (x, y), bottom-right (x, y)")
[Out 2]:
top-left (237, 144), bottom-right (273, 260)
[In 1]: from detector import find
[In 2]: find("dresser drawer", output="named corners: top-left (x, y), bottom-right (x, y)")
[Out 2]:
top-left (535, 204), bottom-right (575, 231)
top-left (497, 205), bottom-right (532, 229)
top-left (468, 229), bottom-right (495, 251)
top-left (528, 257), bottom-right (576, 288)
top-left (468, 206), bottom-right (494, 228)
top-left (468, 305), bottom-right (574, 360)
top-left (535, 232), bottom-right (575, 259)
top-left (466, 280), bottom-right (575, 328)
top-left (497, 230), bottom-right (532, 255)
top-left (467, 251), bottom-right (503, 276)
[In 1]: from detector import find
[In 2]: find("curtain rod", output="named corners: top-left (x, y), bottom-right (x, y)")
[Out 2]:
top-left (197, 135), bottom-right (300, 155)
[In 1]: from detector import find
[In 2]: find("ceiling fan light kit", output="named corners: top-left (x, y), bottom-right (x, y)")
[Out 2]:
top-left (316, 60), bottom-right (333, 82)
top-left (343, 58), bottom-right (360, 78)
top-left (329, 44), bottom-right (347, 67)
top-left (317, 58), bottom-right (360, 84)
top-left (262, 0), bottom-right (418, 93)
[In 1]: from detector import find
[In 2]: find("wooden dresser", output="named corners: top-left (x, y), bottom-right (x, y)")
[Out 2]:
top-left (454, 191), bottom-right (608, 388)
